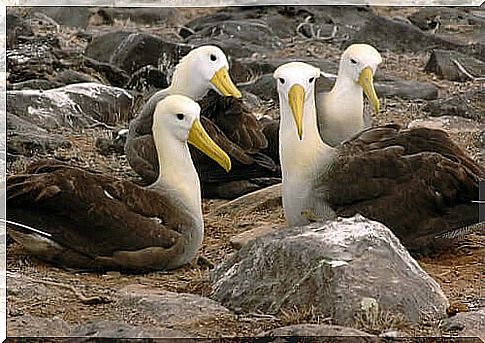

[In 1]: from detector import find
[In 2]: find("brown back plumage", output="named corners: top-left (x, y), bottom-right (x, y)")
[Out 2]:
top-left (324, 124), bottom-right (483, 254)
top-left (7, 160), bottom-right (195, 271)
top-left (125, 91), bottom-right (277, 186)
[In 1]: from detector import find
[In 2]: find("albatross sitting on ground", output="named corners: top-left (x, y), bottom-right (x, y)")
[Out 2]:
top-left (126, 45), bottom-right (273, 189)
top-left (261, 44), bottom-right (382, 164)
top-left (7, 95), bottom-right (231, 271)
top-left (316, 43), bottom-right (382, 146)
top-left (274, 62), bottom-right (483, 253)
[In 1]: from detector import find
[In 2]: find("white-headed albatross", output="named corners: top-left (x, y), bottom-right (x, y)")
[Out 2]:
top-left (316, 44), bottom-right (382, 146)
top-left (126, 45), bottom-right (274, 188)
top-left (260, 44), bottom-right (382, 165)
top-left (275, 62), bottom-right (483, 253)
top-left (7, 95), bottom-right (231, 271)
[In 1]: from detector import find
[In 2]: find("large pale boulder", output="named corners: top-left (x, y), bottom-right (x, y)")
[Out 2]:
top-left (211, 215), bottom-right (449, 327)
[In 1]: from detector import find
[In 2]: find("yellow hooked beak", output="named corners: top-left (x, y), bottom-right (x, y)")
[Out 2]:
top-left (288, 84), bottom-right (305, 140)
top-left (188, 119), bottom-right (231, 172)
top-left (210, 67), bottom-right (242, 99)
top-left (358, 67), bottom-right (380, 113)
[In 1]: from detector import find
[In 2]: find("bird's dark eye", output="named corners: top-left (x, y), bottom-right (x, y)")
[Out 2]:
top-left (309, 77), bottom-right (315, 83)
top-left (210, 54), bottom-right (217, 61)
top-left (176, 113), bottom-right (185, 120)
top-left (350, 58), bottom-right (357, 64)
top-left (279, 78), bottom-right (285, 84)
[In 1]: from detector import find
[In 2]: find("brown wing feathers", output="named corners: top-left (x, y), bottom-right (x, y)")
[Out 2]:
top-left (200, 92), bottom-right (268, 153)
top-left (328, 124), bottom-right (482, 252)
top-left (7, 162), bottom-right (184, 260)
top-left (125, 91), bottom-right (277, 187)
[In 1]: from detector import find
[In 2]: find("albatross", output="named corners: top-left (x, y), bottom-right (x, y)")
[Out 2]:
top-left (275, 62), bottom-right (483, 253)
top-left (126, 45), bottom-right (273, 189)
top-left (260, 44), bottom-right (382, 164)
top-left (316, 43), bottom-right (382, 146)
top-left (7, 95), bottom-right (231, 271)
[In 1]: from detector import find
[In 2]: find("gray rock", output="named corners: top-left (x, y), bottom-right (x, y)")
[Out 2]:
top-left (408, 7), bottom-right (485, 31)
top-left (375, 80), bottom-right (438, 100)
top-left (424, 50), bottom-right (485, 82)
top-left (379, 330), bottom-right (410, 337)
top-left (81, 56), bottom-right (131, 88)
top-left (31, 7), bottom-right (94, 28)
top-left (182, 6), bottom-right (374, 42)
top-left (307, 5), bottom-right (376, 30)
top-left (95, 129), bottom-right (127, 156)
top-left (8, 315), bottom-right (71, 337)
top-left (240, 74), bottom-right (278, 101)
top-left (349, 15), bottom-right (463, 54)
top-left (7, 112), bottom-right (48, 134)
top-left (117, 285), bottom-right (232, 327)
top-left (207, 183), bottom-right (281, 219)
top-left (408, 8), bottom-right (485, 53)
top-left (359, 13), bottom-right (485, 61)
top-left (70, 320), bottom-right (193, 338)
top-left (9, 70), bottom-right (107, 91)
top-left (185, 20), bottom-right (283, 58)
top-left (54, 70), bottom-right (103, 86)
top-left (85, 31), bottom-right (193, 75)
top-left (408, 116), bottom-right (483, 136)
top-left (260, 324), bottom-right (373, 337)
top-left (6, 13), bottom-right (34, 48)
top-left (7, 271), bottom-right (63, 300)
top-left (7, 37), bottom-right (59, 84)
top-left (441, 310), bottom-right (485, 340)
top-left (95, 8), bottom-right (184, 26)
top-left (203, 180), bottom-right (265, 200)
top-left (211, 215), bottom-right (449, 327)
top-left (9, 79), bottom-right (64, 91)
top-left (126, 65), bottom-right (168, 93)
top-left (423, 88), bottom-right (484, 121)
top-left (180, 7), bottom-right (303, 40)
top-left (7, 82), bottom-right (136, 131)
top-left (231, 224), bottom-right (281, 250)
top-left (8, 131), bottom-right (72, 157)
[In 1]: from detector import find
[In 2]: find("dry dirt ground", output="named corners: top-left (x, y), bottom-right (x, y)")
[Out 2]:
top-left (6, 6), bottom-right (484, 338)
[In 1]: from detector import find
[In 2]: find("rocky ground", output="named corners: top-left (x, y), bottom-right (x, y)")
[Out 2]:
top-left (5, 5), bottom-right (485, 339)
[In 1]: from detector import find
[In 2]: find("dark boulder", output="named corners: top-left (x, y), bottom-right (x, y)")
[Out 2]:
top-left (184, 20), bottom-right (283, 58)
top-left (349, 15), bottom-right (462, 54)
top-left (95, 129), bottom-right (128, 156)
top-left (7, 113), bottom-right (72, 157)
top-left (31, 7), bottom-right (94, 28)
top-left (125, 65), bottom-right (168, 93)
top-left (6, 13), bottom-right (34, 48)
top-left (7, 37), bottom-right (60, 84)
top-left (424, 49), bottom-right (485, 82)
top-left (375, 80), bottom-right (439, 100)
top-left (93, 7), bottom-right (184, 26)
top-left (85, 31), bottom-right (193, 75)
top-left (423, 88), bottom-right (484, 121)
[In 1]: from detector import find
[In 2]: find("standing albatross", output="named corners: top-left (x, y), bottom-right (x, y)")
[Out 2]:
top-left (7, 95), bottom-right (231, 271)
top-left (126, 45), bottom-right (273, 188)
top-left (275, 62), bottom-right (483, 253)
top-left (316, 43), bottom-right (382, 146)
